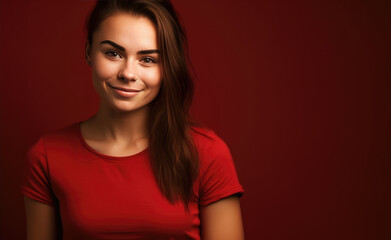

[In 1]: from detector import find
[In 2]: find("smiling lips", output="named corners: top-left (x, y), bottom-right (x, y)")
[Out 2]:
top-left (108, 84), bottom-right (141, 98)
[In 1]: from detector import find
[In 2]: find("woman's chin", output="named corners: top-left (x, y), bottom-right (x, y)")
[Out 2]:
top-left (108, 101), bottom-right (149, 114)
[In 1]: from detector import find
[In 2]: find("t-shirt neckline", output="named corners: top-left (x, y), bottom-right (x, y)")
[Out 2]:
top-left (76, 121), bottom-right (148, 160)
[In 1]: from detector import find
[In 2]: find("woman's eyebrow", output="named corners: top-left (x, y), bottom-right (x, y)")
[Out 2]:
top-left (100, 40), bottom-right (125, 51)
top-left (99, 40), bottom-right (160, 54)
top-left (137, 49), bottom-right (160, 55)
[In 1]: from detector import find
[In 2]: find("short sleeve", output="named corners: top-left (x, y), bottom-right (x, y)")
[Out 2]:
top-left (198, 136), bottom-right (244, 207)
top-left (20, 137), bottom-right (56, 206)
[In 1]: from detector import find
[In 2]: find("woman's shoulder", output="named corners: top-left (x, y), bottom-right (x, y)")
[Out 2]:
top-left (24, 122), bottom-right (81, 173)
top-left (190, 125), bottom-right (232, 159)
top-left (190, 125), bottom-right (223, 144)
top-left (31, 122), bottom-right (81, 151)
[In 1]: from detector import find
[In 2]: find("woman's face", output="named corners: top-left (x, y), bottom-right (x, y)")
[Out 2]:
top-left (88, 12), bottom-right (161, 113)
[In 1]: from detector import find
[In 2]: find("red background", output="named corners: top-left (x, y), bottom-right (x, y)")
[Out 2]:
top-left (1, 0), bottom-right (390, 239)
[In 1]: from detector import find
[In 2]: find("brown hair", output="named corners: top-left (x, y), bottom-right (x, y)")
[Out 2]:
top-left (85, 0), bottom-right (198, 211)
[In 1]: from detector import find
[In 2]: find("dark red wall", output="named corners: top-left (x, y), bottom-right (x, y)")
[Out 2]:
top-left (1, 0), bottom-right (390, 239)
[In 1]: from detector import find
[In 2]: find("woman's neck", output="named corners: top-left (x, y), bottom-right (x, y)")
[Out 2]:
top-left (86, 102), bottom-right (150, 146)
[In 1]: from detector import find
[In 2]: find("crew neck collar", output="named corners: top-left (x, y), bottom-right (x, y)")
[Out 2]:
top-left (76, 121), bottom-right (148, 160)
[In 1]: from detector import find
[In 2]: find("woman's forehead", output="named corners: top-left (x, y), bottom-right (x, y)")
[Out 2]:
top-left (93, 12), bottom-right (158, 50)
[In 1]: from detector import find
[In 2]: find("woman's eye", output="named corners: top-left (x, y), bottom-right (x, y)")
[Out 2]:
top-left (105, 51), bottom-right (121, 58)
top-left (140, 57), bottom-right (157, 64)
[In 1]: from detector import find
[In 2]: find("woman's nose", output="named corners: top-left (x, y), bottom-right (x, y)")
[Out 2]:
top-left (118, 60), bottom-right (137, 82)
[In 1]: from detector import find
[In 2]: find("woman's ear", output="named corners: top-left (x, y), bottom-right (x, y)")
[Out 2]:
top-left (85, 42), bottom-right (92, 66)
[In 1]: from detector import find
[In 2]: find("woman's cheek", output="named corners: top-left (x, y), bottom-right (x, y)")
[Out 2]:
top-left (94, 58), bottom-right (117, 80)
top-left (143, 68), bottom-right (162, 87)
top-left (91, 58), bottom-right (115, 97)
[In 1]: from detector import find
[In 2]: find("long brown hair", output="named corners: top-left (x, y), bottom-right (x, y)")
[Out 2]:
top-left (85, 0), bottom-right (198, 211)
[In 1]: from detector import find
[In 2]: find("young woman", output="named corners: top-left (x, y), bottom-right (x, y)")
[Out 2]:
top-left (21, 0), bottom-right (245, 239)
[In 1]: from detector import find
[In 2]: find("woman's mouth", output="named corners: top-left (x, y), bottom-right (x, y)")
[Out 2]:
top-left (108, 83), bottom-right (141, 98)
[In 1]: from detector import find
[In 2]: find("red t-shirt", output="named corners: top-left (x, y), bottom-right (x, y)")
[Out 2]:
top-left (21, 122), bottom-right (244, 239)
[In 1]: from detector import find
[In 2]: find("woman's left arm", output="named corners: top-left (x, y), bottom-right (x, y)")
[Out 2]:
top-left (200, 195), bottom-right (245, 240)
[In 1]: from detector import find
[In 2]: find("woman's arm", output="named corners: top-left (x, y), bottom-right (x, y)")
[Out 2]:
top-left (24, 196), bottom-right (59, 240)
top-left (200, 195), bottom-right (245, 240)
